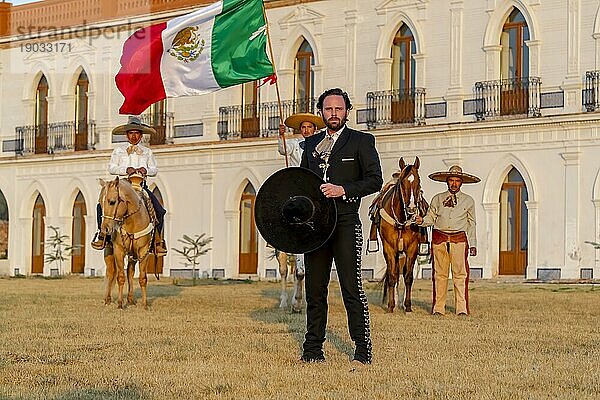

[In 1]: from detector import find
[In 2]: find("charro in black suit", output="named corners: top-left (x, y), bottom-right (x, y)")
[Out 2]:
top-left (300, 125), bottom-right (383, 364)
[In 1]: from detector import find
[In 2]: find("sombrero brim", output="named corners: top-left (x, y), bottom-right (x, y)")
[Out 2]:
top-left (284, 113), bottom-right (325, 131)
top-left (112, 123), bottom-right (156, 136)
top-left (429, 172), bottom-right (480, 184)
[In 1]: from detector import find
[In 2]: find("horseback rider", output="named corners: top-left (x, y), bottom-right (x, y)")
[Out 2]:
top-left (91, 116), bottom-right (167, 256)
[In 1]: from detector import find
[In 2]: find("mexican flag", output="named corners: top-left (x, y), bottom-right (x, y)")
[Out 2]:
top-left (115, 0), bottom-right (274, 115)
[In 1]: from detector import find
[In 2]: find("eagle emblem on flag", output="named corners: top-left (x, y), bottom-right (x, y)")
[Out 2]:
top-left (168, 26), bottom-right (205, 62)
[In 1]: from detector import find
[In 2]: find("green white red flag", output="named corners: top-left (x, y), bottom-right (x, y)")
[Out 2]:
top-left (116, 0), bottom-right (274, 115)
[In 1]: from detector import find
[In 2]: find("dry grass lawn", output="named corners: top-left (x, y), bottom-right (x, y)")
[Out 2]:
top-left (0, 276), bottom-right (598, 399)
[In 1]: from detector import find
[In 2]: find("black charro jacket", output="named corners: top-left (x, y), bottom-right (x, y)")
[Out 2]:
top-left (301, 126), bottom-right (383, 215)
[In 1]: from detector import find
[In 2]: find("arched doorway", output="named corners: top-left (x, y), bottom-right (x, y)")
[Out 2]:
top-left (148, 186), bottom-right (165, 275)
top-left (0, 189), bottom-right (8, 260)
top-left (32, 194), bottom-right (46, 274)
top-left (499, 167), bottom-right (528, 275)
top-left (239, 183), bottom-right (257, 274)
top-left (71, 191), bottom-right (86, 274)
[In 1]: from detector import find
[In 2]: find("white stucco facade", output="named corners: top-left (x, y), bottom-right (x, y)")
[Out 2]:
top-left (1, 0), bottom-right (600, 280)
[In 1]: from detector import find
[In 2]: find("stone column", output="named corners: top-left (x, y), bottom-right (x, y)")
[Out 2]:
top-left (524, 200), bottom-right (539, 280)
top-left (561, 151), bottom-right (581, 278)
top-left (561, 0), bottom-right (583, 113)
top-left (200, 172), bottom-right (214, 270)
top-left (224, 210), bottom-right (239, 278)
top-left (375, 58), bottom-right (393, 92)
top-left (593, 199), bottom-right (600, 273)
top-left (482, 202), bottom-right (499, 278)
top-left (344, 8), bottom-right (358, 96)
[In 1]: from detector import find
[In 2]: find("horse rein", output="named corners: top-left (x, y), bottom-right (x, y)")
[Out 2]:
top-left (102, 183), bottom-right (143, 224)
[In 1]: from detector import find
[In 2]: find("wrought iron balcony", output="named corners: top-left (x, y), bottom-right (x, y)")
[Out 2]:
top-left (139, 112), bottom-right (174, 145)
top-left (584, 70), bottom-right (600, 112)
top-left (218, 98), bottom-right (317, 140)
top-left (474, 77), bottom-right (541, 120)
top-left (14, 120), bottom-right (97, 155)
top-left (365, 88), bottom-right (426, 129)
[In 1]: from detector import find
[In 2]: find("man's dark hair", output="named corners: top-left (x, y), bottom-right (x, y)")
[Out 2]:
top-left (317, 88), bottom-right (353, 111)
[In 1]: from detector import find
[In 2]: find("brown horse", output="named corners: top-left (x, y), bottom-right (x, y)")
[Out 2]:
top-left (99, 177), bottom-right (155, 309)
top-left (377, 157), bottom-right (428, 313)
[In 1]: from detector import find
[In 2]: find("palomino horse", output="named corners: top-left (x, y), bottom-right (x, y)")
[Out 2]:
top-left (276, 250), bottom-right (305, 313)
top-left (377, 157), bottom-right (428, 313)
top-left (99, 177), bottom-right (155, 309)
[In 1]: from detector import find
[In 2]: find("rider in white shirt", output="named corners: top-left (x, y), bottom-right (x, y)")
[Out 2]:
top-left (91, 117), bottom-right (167, 256)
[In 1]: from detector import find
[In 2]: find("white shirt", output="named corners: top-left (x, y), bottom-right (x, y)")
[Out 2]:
top-left (278, 137), bottom-right (304, 167)
top-left (421, 190), bottom-right (477, 247)
top-left (108, 143), bottom-right (158, 177)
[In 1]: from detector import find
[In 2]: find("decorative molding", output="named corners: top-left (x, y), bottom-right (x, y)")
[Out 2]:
top-left (278, 5), bottom-right (325, 31)
top-left (376, 0), bottom-right (428, 14)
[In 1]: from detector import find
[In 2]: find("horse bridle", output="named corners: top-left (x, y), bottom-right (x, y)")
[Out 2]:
top-left (391, 165), bottom-right (423, 225)
top-left (102, 183), bottom-right (142, 224)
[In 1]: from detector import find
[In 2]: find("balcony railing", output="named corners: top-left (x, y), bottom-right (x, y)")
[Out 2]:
top-left (139, 112), bottom-right (174, 145)
top-left (14, 120), bottom-right (97, 155)
top-left (218, 98), bottom-right (317, 140)
top-left (584, 70), bottom-right (600, 112)
top-left (474, 77), bottom-right (541, 120)
top-left (365, 88), bottom-right (426, 129)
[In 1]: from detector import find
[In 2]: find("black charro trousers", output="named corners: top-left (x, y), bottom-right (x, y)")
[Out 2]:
top-left (303, 213), bottom-right (372, 363)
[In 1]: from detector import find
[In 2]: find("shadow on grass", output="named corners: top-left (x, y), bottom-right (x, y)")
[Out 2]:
top-left (369, 281), bottom-right (432, 314)
top-left (51, 385), bottom-right (148, 400)
top-left (250, 285), bottom-right (386, 360)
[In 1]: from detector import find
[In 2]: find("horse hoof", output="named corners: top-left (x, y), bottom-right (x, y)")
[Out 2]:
top-left (405, 307), bottom-right (413, 313)
top-left (291, 306), bottom-right (302, 314)
top-left (117, 303), bottom-right (124, 309)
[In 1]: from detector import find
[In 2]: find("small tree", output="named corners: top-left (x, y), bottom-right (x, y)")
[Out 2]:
top-left (45, 226), bottom-right (77, 275)
top-left (172, 233), bottom-right (213, 285)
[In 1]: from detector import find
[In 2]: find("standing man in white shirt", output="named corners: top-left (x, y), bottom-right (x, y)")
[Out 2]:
top-left (415, 165), bottom-right (479, 316)
top-left (91, 117), bottom-right (167, 256)
top-left (278, 113), bottom-right (325, 167)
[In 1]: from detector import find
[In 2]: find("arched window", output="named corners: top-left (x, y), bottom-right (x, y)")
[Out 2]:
top-left (239, 182), bottom-right (257, 275)
top-left (0, 190), bottom-right (8, 259)
top-left (499, 167), bottom-right (528, 275)
top-left (498, 8), bottom-right (530, 115)
top-left (391, 24), bottom-right (416, 92)
top-left (35, 75), bottom-right (49, 154)
top-left (295, 39), bottom-right (314, 113)
top-left (32, 194), bottom-right (46, 274)
top-left (390, 24), bottom-right (417, 123)
top-left (75, 70), bottom-right (89, 151)
top-left (71, 191), bottom-right (86, 274)
top-left (501, 8), bottom-right (529, 80)
top-left (241, 82), bottom-right (259, 138)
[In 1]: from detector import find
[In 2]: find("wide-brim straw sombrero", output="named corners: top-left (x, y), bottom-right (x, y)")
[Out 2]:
top-left (112, 116), bottom-right (156, 135)
top-left (284, 113), bottom-right (325, 131)
top-left (429, 165), bottom-right (480, 184)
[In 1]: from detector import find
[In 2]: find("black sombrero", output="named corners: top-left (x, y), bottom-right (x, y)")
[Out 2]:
top-left (255, 167), bottom-right (336, 254)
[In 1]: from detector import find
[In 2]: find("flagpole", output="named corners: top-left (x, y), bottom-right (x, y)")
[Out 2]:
top-left (262, 2), bottom-right (288, 168)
